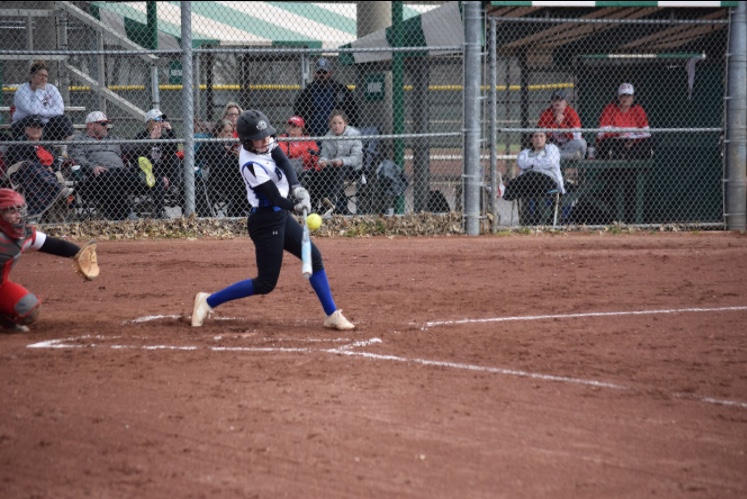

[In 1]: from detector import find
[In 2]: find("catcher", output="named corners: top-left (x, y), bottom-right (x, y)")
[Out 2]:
top-left (0, 188), bottom-right (99, 333)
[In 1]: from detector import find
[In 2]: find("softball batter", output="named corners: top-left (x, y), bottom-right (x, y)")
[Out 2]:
top-left (0, 188), bottom-right (98, 333)
top-left (191, 110), bottom-right (354, 330)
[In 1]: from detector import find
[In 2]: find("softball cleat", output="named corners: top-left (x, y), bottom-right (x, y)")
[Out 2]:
top-left (191, 292), bottom-right (213, 327)
top-left (324, 310), bottom-right (355, 331)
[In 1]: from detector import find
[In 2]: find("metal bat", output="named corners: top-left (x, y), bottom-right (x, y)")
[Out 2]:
top-left (301, 208), bottom-right (312, 279)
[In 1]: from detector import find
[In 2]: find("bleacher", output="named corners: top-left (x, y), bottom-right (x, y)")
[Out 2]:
top-left (0, 106), bottom-right (88, 132)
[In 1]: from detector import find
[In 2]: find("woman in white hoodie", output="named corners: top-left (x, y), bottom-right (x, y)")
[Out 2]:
top-left (12, 60), bottom-right (74, 143)
top-left (502, 131), bottom-right (564, 202)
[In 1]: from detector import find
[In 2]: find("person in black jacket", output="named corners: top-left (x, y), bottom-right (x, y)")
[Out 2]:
top-left (4, 115), bottom-right (68, 218)
top-left (196, 119), bottom-right (249, 217)
top-left (127, 109), bottom-right (175, 218)
top-left (293, 58), bottom-right (360, 141)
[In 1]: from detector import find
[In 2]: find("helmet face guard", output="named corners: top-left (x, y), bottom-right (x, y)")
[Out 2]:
top-left (0, 189), bottom-right (28, 239)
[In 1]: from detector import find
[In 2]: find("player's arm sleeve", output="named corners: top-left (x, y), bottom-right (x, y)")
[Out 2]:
top-left (271, 145), bottom-right (300, 187)
top-left (39, 235), bottom-right (80, 258)
top-left (252, 181), bottom-right (295, 211)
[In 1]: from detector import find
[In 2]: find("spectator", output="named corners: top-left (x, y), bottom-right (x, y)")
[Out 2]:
top-left (190, 118), bottom-right (214, 216)
top-left (501, 131), bottom-right (564, 204)
top-left (4, 115), bottom-right (70, 218)
top-left (130, 109), bottom-right (179, 200)
top-left (536, 89), bottom-right (587, 161)
top-left (12, 60), bottom-right (74, 145)
top-left (596, 82), bottom-right (652, 160)
top-left (193, 118), bottom-right (212, 151)
top-left (69, 111), bottom-right (161, 220)
top-left (277, 115), bottom-right (319, 177)
top-left (221, 102), bottom-right (243, 137)
top-left (196, 118), bottom-right (248, 217)
top-left (316, 110), bottom-right (362, 215)
top-left (293, 58), bottom-right (360, 141)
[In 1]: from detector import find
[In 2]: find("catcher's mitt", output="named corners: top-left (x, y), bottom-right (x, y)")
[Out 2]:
top-left (73, 240), bottom-right (99, 281)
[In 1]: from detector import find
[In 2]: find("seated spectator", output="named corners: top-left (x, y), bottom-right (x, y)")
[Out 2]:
top-left (193, 117), bottom-right (212, 172)
top-left (596, 83), bottom-right (653, 160)
top-left (221, 102), bottom-right (243, 137)
top-left (191, 118), bottom-right (213, 216)
top-left (3, 115), bottom-right (70, 218)
top-left (196, 119), bottom-right (248, 217)
top-left (315, 110), bottom-right (362, 214)
top-left (12, 60), bottom-right (74, 146)
top-left (277, 115), bottom-right (319, 177)
top-left (70, 111), bottom-right (164, 220)
top-left (501, 131), bottom-right (564, 204)
top-left (129, 109), bottom-right (179, 210)
top-left (537, 89), bottom-right (587, 161)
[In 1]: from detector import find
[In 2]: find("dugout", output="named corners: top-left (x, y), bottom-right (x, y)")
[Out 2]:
top-left (575, 54), bottom-right (724, 224)
top-left (485, 2), bottom-right (733, 227)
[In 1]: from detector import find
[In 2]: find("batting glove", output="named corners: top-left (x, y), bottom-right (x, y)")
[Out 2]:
top-left (292, 185), bottom-right (311, 215)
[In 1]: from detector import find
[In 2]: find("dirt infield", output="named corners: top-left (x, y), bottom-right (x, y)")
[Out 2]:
top-left (2, 232), bottom-right (746, 498)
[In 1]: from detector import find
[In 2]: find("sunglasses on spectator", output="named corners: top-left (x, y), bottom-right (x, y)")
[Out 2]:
top-left (316, 70), bottom-right (328, 75)
top-left (96, 121), bottom-right (110, 126)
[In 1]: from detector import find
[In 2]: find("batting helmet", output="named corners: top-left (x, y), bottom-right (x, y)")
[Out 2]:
top-left (0, 188), bottom-right (28, 239)
top-left (236, 110), bottom-right (276, 143)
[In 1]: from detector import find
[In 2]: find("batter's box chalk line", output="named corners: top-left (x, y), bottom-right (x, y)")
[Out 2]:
top-left (422, 305), bottom-right (747, 330)
top-left (123, 314), bottom-right (335, 329)
top-left (26, 332), bottom-right (747, 411)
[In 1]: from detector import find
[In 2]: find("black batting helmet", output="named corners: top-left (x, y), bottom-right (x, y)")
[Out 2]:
top-left (236, 110), bottom-right (276, 143)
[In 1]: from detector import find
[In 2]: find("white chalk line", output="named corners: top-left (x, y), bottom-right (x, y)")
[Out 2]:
top-left (123, 315), bottom-right (237, 325)
top-left (423, 305), bottom-right (747, 329)
top-left (26, 334), bottom-right (747, 410)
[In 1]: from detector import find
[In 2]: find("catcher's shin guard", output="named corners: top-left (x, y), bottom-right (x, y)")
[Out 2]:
top-left (16, 296), bottom-right (41, 325)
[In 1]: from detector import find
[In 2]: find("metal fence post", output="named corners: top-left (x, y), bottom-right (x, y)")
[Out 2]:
top-left (463, 1), bottom-right (483, 235)
top-left (726, 3), bottom-right (747, 231)
top-left (181, 1), bottom-right (195, 217)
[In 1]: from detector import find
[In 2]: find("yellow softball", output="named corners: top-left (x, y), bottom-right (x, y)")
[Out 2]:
top-left (306, 213), bottom-right (322, 231)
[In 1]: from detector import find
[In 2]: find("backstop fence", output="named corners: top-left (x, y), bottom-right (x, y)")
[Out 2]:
top-left (0, 2), bottom-right (744, 231)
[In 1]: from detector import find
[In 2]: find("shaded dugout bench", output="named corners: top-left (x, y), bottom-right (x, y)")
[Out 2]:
top-left (563, 159), bottom-right (652, 225)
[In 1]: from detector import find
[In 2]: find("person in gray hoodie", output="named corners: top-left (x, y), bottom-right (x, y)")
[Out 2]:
top-left (69, 111), bottom-right (161, 220)
top-left (313, 110), bottom-right (362, 214)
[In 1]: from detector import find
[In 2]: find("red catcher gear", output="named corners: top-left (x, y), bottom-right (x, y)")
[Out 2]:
top-left (0, 188), bottom-right (28, 239)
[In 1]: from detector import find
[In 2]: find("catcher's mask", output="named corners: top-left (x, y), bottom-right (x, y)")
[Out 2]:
top-left (0, 188), bottom-right (28, 239)
top-left (237, 110), bottom-right (277, 154)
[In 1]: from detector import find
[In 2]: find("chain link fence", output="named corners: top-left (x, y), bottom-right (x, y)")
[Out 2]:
top-left (0, 1), bottom-right (464, 223)
top-left (0, 2), bottom-right (742, 230)
top-left (485, 10), bottom-right (732, 228)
